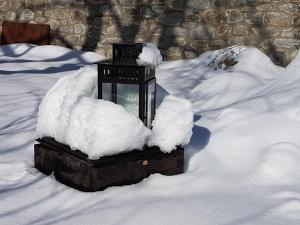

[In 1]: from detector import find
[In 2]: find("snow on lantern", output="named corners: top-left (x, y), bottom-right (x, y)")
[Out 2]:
top-left (98, 43), bottom-right (156, 128)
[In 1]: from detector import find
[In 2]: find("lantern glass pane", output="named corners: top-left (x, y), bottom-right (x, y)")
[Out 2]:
top-left (117, 84), bottom-right (139, 117)
top-left (147, 81), bottom-right (155, 128)
top-left (102, 83), bottom-right (112, 101)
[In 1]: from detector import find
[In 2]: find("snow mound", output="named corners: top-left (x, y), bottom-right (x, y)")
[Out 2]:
top-left (257, 143), bottom-right (300, 184)
top-left (181, 47), bottom-right (285, 113)
top-left (136, 42), bottom-right (162, 67)
top-left (65, 97), bottom-right (150, 159)
top-left (36, 65), bottom-right (150, 159)
top-left (148, 95), bottom-right (194, 152)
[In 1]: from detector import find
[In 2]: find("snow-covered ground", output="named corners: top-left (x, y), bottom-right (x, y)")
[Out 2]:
top-left (1, 44), bottom-right (300, 225)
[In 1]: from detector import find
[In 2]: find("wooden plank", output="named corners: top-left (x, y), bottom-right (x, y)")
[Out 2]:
top-left (1, 21), bottom-right (50, 45)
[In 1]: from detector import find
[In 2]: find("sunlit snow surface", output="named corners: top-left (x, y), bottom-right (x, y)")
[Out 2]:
top-left (1, 44), bottom-right (300, 225)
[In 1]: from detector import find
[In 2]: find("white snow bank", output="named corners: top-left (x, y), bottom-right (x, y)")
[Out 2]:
top-left (149, 95), bottom-right (194, 152)
top-left (36, 65), bottom-right (150, 159)
top-left (182, 47), bottom-right (284, 113)
top-left (136, 42), bottom-right (162, 67)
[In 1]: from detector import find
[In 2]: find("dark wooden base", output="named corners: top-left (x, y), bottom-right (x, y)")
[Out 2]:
top-left (34, 137), bottom-right (184, 192)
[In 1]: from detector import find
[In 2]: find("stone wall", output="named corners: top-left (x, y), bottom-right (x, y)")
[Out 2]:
top-left (0, 0), bottom-right (299, 66)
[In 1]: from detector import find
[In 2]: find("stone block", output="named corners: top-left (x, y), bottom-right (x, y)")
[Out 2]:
top-left (0, 10), bottom-right (5, 21)
top-left (184, 50), bottom-right (197, 59)
top-left (273, 38), bottom-right (299, 49)
top-left (227, 9), bottom-right (243, 23)
top-left (231, 0), bottom-right (256, 6)
top-left (20, 9), bottom-right (34, 21)
top-left (65, 34), bottom-right (81, 46)
top-left (35, 17), bottom-right (47, 23)
top-left (74, 23), bottom-right (86, 34)
top-left (45, 9), bottom-right (68, 20)
top-left (244, 12), bottom-right (263, 25)
top-left (233, 24), bottom-right (249, 35)
top-left (252, 27), bottom-right (280, 38)
top-left (260, 38), bottom-right (273, 51)
top-left (188, 0), bottom-right (209, 12)
top-left (140, 7), bottom-right (153, 18)
top-left (170, 0), bottom-right (186, 10)
top-left (167, 46), bottom-right (183, 60)
top-left (167, 26), bottom-right (187, 36)
top-left (228, 36), bottom-right (248, 45)
top-left (210, 39), bottom-right (226, 48)
top-left (214, 0), bottom-right (228, 8)
top-left (190, 25), bottom-right (216, 39)
top-left (184, 13), bottom-right (200, 23)
top-left (190, 39), bottom-right (209, 50)
top-left (0, 1), bottom-right (7, 10)
top-left (156, 13), bottom-right (182, 26)
top-left (71, 9), bottom-right (87, 22)
top-left (60, 25), bottom-right (73, 33)
top-left (47, 19), bottom-right (60, 30)
top-left (264, 12), bottom-right (291, 27)
top-left (5, 11), bottom-right (16, 21)
top-left (174, 36), bottom-right (188, 47)
top-left (25, 0), bottom-right (49, 8)
top-left (216, 24), bottom-right (232, 35)
top-left (256, 3), bottom-right (276, 11)
top-left (98, 5), bottom-right (120, 16)
top-left (282, 28), bottom-right (298, 38)
top-left (293, 16), bottom-right (300, 26)
top-left (279, 3), bottom-right (298, 15)
top-left (204, 10), bottom-right (222, 23)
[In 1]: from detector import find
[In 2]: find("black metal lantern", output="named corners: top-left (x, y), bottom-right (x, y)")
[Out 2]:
top-left (98, 43), bottom-right (156, 128)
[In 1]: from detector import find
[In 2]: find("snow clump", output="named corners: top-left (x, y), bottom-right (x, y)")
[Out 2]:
top-left (136, 42), bottom-right (162, 67)
top-left (148, 95), bottom-right (194, 153)
top-left (64, 97), bottom-right (151, 159)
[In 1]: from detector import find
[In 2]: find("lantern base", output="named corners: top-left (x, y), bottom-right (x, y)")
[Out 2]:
top-left (34, 137), bottom-right (184, 192)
